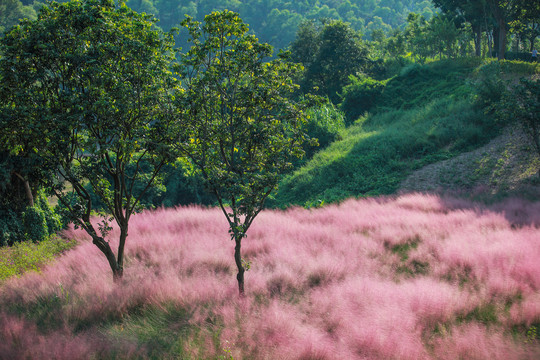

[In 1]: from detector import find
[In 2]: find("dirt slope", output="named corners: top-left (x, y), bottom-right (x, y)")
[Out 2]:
top-left (400, 125), bottom-right (540, 200)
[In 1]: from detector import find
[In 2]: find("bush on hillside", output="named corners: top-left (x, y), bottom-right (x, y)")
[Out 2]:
top-left (382, 55), bottom-right (414, 78)
top-left (471, 61), bottom-right (508, 115)
top-left (21, 206), bottom-right (48, 243)
top-left (340, 75), bottom-right (386, 124)
top-left (0, 209), bottom-right (23, 247)
top-left (302, 103), bottom-right (346, 159)
top-left (498, 77), bottom-right (540, 158)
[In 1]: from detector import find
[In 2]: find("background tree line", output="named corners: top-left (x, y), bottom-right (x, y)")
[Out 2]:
top-left (2, 0), bottom-right (435, 48)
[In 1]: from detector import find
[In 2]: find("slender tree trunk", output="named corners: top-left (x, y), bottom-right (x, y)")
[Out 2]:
top-left (117, 223), bottom-right (128, 280)
top-left (234, 238), bottom-right (245, 295)
top-left (497, 19), bottom-right (507, 60)
top-left (474, 26), bottom-right (482, 57)
top-left (13, 172), bottom-right (34, 207)
top-left (92, 235), bottom-right (122, 282)
top-left (487, 31), bottom-right (493, 57)
top-left (493, 27), bottom-right (500, 58)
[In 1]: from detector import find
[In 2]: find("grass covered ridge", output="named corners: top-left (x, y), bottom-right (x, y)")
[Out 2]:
top-left (275, 96), bottom-right (492, 206)
top-left (272, 58), bottom-right (540, 208)
top-left (1, 193), bottom-right (539, 359)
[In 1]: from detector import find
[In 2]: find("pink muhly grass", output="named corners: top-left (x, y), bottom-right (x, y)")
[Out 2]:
top-left (432, 323), bottom-right (540, 360)
top-left (0, 314), bottom-right (141, 360)
top-left (1, 193), bottom-right (540, 359)
top-left (508, 293), bottom-right (540, 327)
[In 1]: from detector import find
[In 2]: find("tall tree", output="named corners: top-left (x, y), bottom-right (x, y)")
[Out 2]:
top-left (432, 0), bottom-right (488, 56)
top-left (0, 0), bottom-right (179, 280)
top-left (177, 11), bottom-right (317, 295)
top-left (290, 19), bottom-right (369, 103)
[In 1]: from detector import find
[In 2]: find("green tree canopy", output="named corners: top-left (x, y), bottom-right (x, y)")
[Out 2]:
top-left (290, 19), bottom-right (370, 103)
top-left (0, 0), bottom-right (179, 280)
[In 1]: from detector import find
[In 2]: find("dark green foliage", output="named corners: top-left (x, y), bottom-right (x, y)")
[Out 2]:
top-left (498, 77), bottom-right (540, 160)
top-left (505, 51), bottom-right (537, 61)
top-left (83, 158), bottom-right (216, 210)
top-left (340, 75), bottom-right (387, 124)
top-left (36, 191), bottom-right (62, 235)
top-left (3, 0), bottom-right (434, 53)
top-left (381, 56), bottom-right (415, 78)
top-left (0, 209), bottom-right (23, 246)
top-left (159, 160), bottom-right (216, 208)
top-left (22, 205), bottom-right (49, 243)
top-left (471, 61), bottom-right (507, 114)
top-left (301, 103), bottom-right (345, 159)
top-left (125, 0), bottom-right (434, 52)
top-left (1, 191), bottom-right (62, 246)
top-left (0, 0), bottom-right (36, 34)
top-left (290, 19), bottom-right (370, 103)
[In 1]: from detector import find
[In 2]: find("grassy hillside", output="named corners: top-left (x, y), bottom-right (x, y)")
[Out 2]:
top-left (272, 58), bottom-right (540, 208)
top-left (1, 194), bottom-right (539, 359)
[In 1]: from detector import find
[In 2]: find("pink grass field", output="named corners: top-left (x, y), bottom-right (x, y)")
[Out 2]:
top-left (1, 193), bottom-right (540, 359)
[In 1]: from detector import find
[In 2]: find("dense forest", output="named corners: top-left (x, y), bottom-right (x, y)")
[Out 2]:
top-left (2, 0), bottom-right (435, 48)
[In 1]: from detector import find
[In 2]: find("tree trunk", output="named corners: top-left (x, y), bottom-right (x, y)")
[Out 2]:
top-left (13, 172), bottom-right (34, 207)
top-left (474, 26), bottom-right (482, 57)
top-left (497, 19), bottom-right (507, 60)
top-left (234, 239), bottom-right (245, 295)
top-left (92, 235), bottom-right (122, 282)
top-left (487, 30), bottom-right (493, 57)
top-left (117, 223), bottom-right (128, 280)
top-left (493, 27), bottom-right (500, 58)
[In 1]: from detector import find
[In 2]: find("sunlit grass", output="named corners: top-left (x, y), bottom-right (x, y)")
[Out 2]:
top-left (0, 236), bottom-right (77, 283)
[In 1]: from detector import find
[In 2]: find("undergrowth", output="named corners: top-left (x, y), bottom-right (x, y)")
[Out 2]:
top-left (0, 235), bottom-right (77, 283)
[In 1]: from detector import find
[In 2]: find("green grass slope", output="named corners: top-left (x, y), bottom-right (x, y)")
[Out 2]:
top-left (272, 58), bottom-right (538, 208)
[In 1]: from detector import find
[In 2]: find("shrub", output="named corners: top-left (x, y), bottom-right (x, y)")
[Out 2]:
top-left (1, 191), bottom-right (62, 246)
top-left (36, 191), bottom-right (62, 235)
top-left (0, 209), bottom-right (23, 247)
top-left (340, 75), bottom-right (386, 124)
top-left (470, 61), bottom-right (505, 114)
top-left (505, 52), bottom-right (532, 62)
top-left (381, 55), bottom-right (414, 78)
top-left (22, 206), bottom-right (48, 243)
top-left (302, 103), bottom-right (345, 158)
